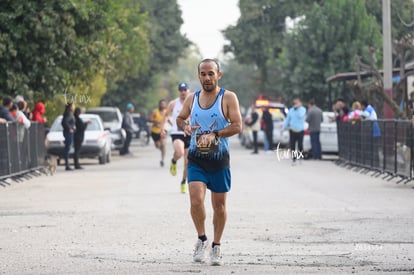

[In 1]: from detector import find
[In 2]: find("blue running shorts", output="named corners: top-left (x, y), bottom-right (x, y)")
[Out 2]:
top-left (188, 164), bottom-right (231, 193)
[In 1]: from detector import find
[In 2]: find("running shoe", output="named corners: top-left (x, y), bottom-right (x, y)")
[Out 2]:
top-left (160, 160), bottom-right (164, 167)
top-left (193, 239), bottom-right (208, 263)
top-left (180, 183), bottom-right (187, 193)
top-left (170, 159), bottom-right (177, 176)
top-left (210, 245), bottom-right (222, 266)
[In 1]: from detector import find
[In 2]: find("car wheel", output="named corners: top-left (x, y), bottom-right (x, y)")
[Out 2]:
top-left (99, 153), bottom-right (106, 165)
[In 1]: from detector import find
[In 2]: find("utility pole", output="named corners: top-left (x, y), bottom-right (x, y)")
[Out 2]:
top-left (382, 0), bottom-right (393, 118)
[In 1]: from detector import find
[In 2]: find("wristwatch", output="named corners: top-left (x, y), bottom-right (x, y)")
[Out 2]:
top-left (213, 130), bottom-right (219, 138)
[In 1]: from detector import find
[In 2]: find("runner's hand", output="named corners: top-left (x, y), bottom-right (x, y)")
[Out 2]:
top-left (184, 125), bottom-right (200, 136)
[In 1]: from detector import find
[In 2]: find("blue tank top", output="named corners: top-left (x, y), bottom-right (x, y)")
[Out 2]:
top-left (188, 88), bottom-right (230, 172)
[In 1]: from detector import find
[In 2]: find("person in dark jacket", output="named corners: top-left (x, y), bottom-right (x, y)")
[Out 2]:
top-left (73, 107), bottom-right (90, 169)
top-left (245, 105), bottom-right (260, 154)
top-left (0, 96), bottom-right (15, 122)
top-left (120, 103), bottom-right (135, 156)
top-left (61, 103), bottom-right (76, 171)
top-left (262, 107), bottom-right (274, 152)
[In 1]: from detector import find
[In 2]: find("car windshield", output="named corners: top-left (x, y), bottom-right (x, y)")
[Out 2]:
top-left (50, 117), bottom-right (101, 132)
top-left (86, 111), bottom-right (119, 123)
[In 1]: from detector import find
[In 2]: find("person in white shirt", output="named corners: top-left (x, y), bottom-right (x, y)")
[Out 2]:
top-left (163, 82), bottom-right (191, 193)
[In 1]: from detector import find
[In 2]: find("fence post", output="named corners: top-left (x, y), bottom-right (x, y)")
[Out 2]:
top-left (382, 121), bottom-right (386, 173)
top-left (6, 123), bottom-right (11, 176)
top-left (393, 121), bottom-right (397, 175)
top-left (411, 121), bottom-right (413, 180)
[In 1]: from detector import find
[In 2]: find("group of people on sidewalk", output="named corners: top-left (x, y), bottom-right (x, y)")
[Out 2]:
top-left (245, 95), bottom-right (380, 164)
top-left (0, 95), bottom-right (47, 128)
top-left (61, 103), bottom-right (91, 171)
top-left (245, 96), bottom-right (319, 161)
top-left (245, 105), bottom-right (274, 154)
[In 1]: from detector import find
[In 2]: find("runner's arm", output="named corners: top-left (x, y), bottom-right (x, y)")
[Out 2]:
top-left (161, 101), bottom-right (174, 132)
top-left (216, 91), bottom-right (242, 138)
top-left (177, 93), bottom-right (197, 136)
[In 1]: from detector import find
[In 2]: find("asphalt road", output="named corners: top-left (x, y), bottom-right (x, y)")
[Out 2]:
top-left (1, 138), bottom-right (414, 274)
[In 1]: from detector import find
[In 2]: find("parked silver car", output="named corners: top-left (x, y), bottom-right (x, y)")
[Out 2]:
top-left (45, 114), bottom-right (112, 164)
top-left (85, 107), bottom-right (125, 150)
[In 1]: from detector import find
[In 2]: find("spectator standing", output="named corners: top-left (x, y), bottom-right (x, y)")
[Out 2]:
top-left (348, 101), bottom-right (364, 121)
top-left (61, 103), bottom-right (76, 171)
top-left (306, 99), bottom-right (323, 160)
top-left (0, 96), bottom-right (15, 122)
top-left (262, 107), bottom-right (274, 153)
top-left (10, 103), bottom-right (31, 169)
top-left (32, 101), bottom-right (47, 124)
top-left (15, 95), bottom-right (30, 119)
top-left (361, 100), bottom-right (381, 166)
top-left (73, 107), bottom-right (90, 169)
top-left (245, 104), bottom-right (260, 154)
top-left (120, 103), bottom-right (135, 156)
top-left (340, 106), bottom-right (350, 122)
top-left (281, 96), bottom-right (306, 164)
top-left (10, 104), bottom-right (31, 129)
top-left (332, 98), bottom-right (346, 122)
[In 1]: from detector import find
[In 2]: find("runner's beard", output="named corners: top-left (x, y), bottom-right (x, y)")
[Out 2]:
top-left (203, 83), bottom-right (215, 92)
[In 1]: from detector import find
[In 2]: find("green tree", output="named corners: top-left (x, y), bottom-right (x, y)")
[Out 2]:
top-left (101, 0), bottom-right (190, 112)
top-left (223, 0), bottom-right (314, 94)
top-left (365, 0), bottom-right (414, 41)
top-left (282, 0), bottom-right (382, 108)
top-left (0, 0), bottom-right (150, 109)
top-left (219, 57), bottom-right (258, 108)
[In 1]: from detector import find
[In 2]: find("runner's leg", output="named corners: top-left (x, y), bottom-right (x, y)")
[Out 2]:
top-left (183, 148), bottom-right (189, 182)
top-left (173, 138), bottom-right (185, 162)
top-left (189, 182), bottom-right (207, 236)
top-left (211, 192), bottom-right (227, 245)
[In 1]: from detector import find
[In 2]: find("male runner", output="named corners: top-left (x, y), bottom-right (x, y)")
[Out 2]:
top-left (149, 99), bottom-right (167, 167)
top-left (176, 59), bottom-right (242, 265)
top-left (162, 82), bottom-right (191, 193)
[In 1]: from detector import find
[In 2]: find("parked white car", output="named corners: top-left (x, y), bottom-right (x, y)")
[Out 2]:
top-left (86, 107), bottom-right (125, 150)
top-left (45, 114), bottom-right (112, 164)
top-left (303, 112), bottom-right (338, 156)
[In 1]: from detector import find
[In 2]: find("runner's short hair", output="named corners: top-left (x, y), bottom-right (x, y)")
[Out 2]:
top-left (198, 59), bottom-right (220, 73)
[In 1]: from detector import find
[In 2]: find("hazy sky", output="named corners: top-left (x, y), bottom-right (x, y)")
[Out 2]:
top-left (177, 0), bottom-right (240, 58)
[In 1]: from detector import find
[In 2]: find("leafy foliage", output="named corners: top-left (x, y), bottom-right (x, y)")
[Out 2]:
top-left (101, 0), bottom-right (190, 113)
top-left (0, 0), bottom-right (190, 122)
top-left (223, 0), bottom-right (413, 112)
top-left (223, 0), bottom-right (311, 93)
top-left (283, 0), bottom-right (382, 107)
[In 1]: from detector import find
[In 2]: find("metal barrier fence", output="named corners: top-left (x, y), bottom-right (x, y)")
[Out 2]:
top-left (0, 122), bottom-right (46, 180)
top-left (337, 120), bottom-right (413, 181)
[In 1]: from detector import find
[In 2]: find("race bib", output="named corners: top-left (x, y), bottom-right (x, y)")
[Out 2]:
top-left (196, 134), bottom-right (219, 154)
